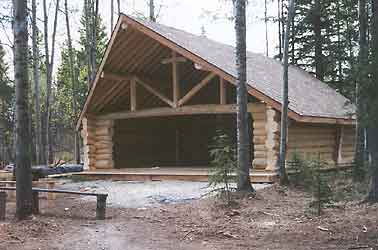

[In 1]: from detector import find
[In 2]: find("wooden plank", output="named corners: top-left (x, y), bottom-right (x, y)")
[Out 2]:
top-left (135, 76), bottom-right (174, 107)
top-left (161, 56), bottom-right (187, 64)
top-left (101, 72), bottom-right (131, 82)
top-left (130, 78), bottom-right (137, 111)
top-left (220, 77), bottom-right (226, 105)
top-left (178, 73), bottom-right (216, 106)
top-left (172, 51), bottom-right (180, 107)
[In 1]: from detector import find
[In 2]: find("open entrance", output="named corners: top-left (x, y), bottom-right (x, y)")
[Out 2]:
top-left (113, 114), bottom-right (238, 168)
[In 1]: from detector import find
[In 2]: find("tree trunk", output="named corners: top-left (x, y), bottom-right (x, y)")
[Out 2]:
top-left (277, 0), bottom-right (282, 60)
top-left (84, 0), bottom-right (92, 88)
top-left (117, 0), bottom-right (120, 14)
top-left (13, 0), bottom-right (33, 220)
top-left (43, 0), bottom-right (60, 166)
top-left (65, 0), bottom-right (81, 164)
top-left (111, 0), bottom-right (114, 32)
top-left (367, 128), bottom-right (378, 201)
top-left (149, 0), bottom-right (156, 22)
top-left (32, 0), bottom-right (41, 165)
top-left (89, 0), bottom-right (99, 83)
top-left (264, 0), bottom-right (268, 57)
top-left (313, 0), bottom-right (323, 80)
top-left (278, 0), bottom-right (295, 185)
top-left (234, 0), bottom-right (254, 192)
top-left (367, 0), bottom-right (378, 202)
top-left (354, 0), bottom-right (369, 181)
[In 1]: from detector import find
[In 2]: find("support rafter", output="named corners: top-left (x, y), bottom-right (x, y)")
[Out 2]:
top-left (178, 73), bottom-right (216, 106)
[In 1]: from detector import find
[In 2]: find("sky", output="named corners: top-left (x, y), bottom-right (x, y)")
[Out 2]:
top-left (0, 0), bottom-right (279, 78)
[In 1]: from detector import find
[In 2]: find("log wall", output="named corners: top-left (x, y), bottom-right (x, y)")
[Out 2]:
top-left (81, 117), bottom-right (114, 170)
top-left (339, 126), bottom-right (355, 164)
top-left (287, 122), bottom-right (355, 166)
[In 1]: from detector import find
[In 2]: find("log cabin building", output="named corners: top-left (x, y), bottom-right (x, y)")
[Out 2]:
top-left (76, 14), bottom-right (355, 182)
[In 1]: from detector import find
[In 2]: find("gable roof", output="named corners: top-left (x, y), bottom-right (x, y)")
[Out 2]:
top-left (77, 14), bottom-right (355, 129)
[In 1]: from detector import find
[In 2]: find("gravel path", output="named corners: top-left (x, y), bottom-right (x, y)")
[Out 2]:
top-left (60, 180), bottom-right (270, 208)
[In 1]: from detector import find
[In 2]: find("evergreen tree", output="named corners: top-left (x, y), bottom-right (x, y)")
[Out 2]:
top-left (278, 0), bottom-right (359, 99)
top-left (77, 10), bottom-right (107, 89)
top-left (0, 44), bottom-right (13, 165)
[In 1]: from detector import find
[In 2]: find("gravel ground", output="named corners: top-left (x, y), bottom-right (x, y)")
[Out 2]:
top-left (59, 180), bottom-right (270, 208)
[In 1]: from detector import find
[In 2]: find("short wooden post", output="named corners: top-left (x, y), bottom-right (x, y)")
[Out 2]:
top-left (6, 183), bottom-right (15, 201)
top-left (96, 194), bottom-right (107, 220)
top-left (47, 182), bottom-right (56, 200)
top-left (32, 191), bottom-right (39, 214)
top-left (0, 192), bottom-right (7, 220)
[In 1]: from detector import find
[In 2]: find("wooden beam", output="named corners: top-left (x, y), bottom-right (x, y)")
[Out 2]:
top-left (172, 51), bottom-right (180, 107)
top-left (98, 104), bottom-right (241, 120)
top-left (220, 77), bottom-right (227, 105)
top-left (135, 76), bottom-right (174, 107)
top-left (130, 78), bottom-right (137, 111)
top-left (101, 71), bottom-right (131, 82)
top-left (334, 126), bottom-right (344, 164)
top-left (178, 73), bottom-right (216, 106)
top-left (161, 56), bottom-right (187, 64)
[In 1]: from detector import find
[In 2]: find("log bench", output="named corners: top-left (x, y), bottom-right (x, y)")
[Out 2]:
top-left (0, 187), bottom-right (108, 220)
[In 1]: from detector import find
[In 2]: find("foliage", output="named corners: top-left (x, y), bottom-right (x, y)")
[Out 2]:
top-left (0, 44), bottom-right (14, 163)
top-left (208, 130), bottom-right (238, 204)
top-left (277, 0), bottom-right (359, 99)
top-left (288, 152), bottom-right (333, 215)
top-left (308, 159), bottom-right (333, 216)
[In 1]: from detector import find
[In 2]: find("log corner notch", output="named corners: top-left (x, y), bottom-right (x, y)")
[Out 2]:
top-left (81, 117), bottom-right (114, 170)
top-left (249, 104), bottom-right (280, 172)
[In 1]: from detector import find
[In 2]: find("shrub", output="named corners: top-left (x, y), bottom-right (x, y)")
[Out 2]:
top-left (208, 130), bottom-right (237, 204)
top-left (288, 152), bottom-right (333, 215)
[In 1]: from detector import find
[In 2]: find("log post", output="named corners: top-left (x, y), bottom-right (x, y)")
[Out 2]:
top-left (130, 78), bottom-right (137, 111)
top-left (172, 51), bottom-right (180, 107)
top-left (32, 191), bottom-right (39, 214)
top-left (220, 77), bottom-right (226, 105)
top-left (96, 194), bottom-right (107, 220)
top-left (334, 126), bottom-right (344, 165)
top-left (0, 192), bottom-right (7, 220)
top-left (265, 106), bottom-right (280, 171)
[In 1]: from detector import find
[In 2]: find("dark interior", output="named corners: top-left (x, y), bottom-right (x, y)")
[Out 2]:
top-left (113, 114), bottom-right (237, 168)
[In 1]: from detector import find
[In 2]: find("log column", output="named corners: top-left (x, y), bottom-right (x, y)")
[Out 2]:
top-left (81, 117), bottom-right (97, 170)
top-left (264, 106), bottom-right (280, 171)
top-left (81, 117), bottom-right (114, 170)
top-left (248, 103), bottom-right (269, 170)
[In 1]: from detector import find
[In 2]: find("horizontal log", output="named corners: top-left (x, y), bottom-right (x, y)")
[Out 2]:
top-left (96, 148), bottom-right (113, 155)
top-left (95, 160), bottom-right (114, 169)
top-left (96, 120), bottom-right (114, 127)
top-left (95, 154), bottom-right (113, 161)
top-left (96, 127), bottom-right (113, 136)
top-left (95, 144), bottom-right (113, 150)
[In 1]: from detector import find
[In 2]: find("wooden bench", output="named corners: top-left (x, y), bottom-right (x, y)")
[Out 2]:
top-left (0, 180), bottom-right (56, 200)
top-left (0, 187), bottom-right (108, 220)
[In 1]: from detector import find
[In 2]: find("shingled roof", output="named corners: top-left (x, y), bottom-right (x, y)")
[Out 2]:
top-left (132, 16), bottom-right (354, 120)
top-left (77, 14), bottom-right (355, 129)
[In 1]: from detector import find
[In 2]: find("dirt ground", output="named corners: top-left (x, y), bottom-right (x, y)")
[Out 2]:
top-left (0, 184), bottom-right (378, 250)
